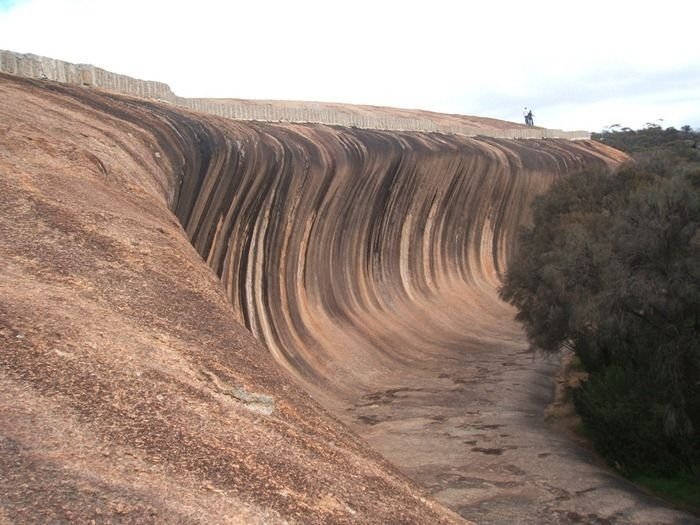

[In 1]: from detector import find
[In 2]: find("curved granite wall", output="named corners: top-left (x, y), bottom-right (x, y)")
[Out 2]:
top-left (167, 117), bottom-right (619, 398)
top-left (0, 58), bottom-right (614, 398)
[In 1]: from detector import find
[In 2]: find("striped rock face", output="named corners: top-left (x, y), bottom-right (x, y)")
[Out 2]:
top-left (2, 72), bottom-right (690, 525)
top-left (175, 119), bottom-right (618, 402)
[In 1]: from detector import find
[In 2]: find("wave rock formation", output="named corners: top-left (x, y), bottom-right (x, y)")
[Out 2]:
top-left (1, 62), bottom-right (694, 525)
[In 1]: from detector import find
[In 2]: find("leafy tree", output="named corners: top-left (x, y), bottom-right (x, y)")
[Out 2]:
top-left (501, 126), bottom-right (700, 477)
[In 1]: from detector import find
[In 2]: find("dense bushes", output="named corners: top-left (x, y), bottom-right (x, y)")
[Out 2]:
top-left (500, 126), bottom-right (700, 477)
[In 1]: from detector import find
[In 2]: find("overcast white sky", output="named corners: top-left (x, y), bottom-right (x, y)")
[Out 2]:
top-left (1, 0), bottom-right (699, 131)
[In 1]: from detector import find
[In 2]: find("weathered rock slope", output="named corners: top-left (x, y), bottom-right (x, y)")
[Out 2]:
top-left (2, 69), bottom-right (695, 524)
top-left (0, 74), bottom-right (463, 524)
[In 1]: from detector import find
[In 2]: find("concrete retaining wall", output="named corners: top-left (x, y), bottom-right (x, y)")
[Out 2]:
top-left (0, 49), bottom-right (590, 140)
top-left (0, 50), bottom-right (176, 103)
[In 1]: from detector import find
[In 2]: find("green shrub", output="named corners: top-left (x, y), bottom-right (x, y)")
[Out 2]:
top-left (575, 365), bottom-right (698, 476)
top-left (500, 125), bottom-right (700, 478)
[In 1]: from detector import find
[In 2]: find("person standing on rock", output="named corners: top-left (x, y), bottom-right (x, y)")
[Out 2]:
top-left (523, 107), bottom-right (534, 126)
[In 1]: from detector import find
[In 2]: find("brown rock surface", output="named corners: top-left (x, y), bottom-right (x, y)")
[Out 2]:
top-left (1, 71), bottom-right (696, 525)
top-left (0, 74), bottom-right (462, 524)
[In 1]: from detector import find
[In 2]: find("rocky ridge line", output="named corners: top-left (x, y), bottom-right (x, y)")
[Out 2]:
top-left (0, 49), bottom-right (589, 140)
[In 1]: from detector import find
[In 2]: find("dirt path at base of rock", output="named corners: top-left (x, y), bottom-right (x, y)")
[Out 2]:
top-left (343, 344), bottom-right (698, 525)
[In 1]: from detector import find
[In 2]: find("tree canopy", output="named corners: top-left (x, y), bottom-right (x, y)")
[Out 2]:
top-left (500, 126), bottom-right (700, 477)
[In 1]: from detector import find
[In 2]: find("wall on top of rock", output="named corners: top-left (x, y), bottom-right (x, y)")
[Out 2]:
top-left (0, 49), bottom-right (177, 102)
top-left (0, 49), bottom-right (590, 140)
